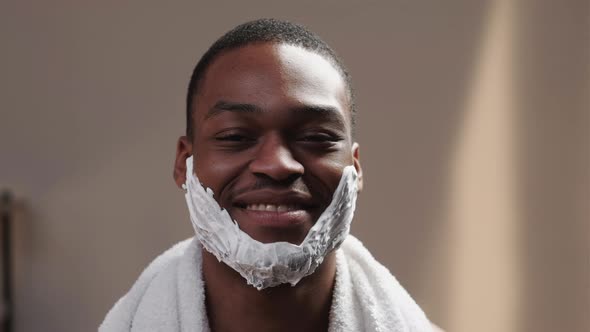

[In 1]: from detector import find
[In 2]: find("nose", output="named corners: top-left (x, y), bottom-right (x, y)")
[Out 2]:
top-left (248, 135), bottom-right (304, 182)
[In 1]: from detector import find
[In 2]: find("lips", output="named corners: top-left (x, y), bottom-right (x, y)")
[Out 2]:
top-left (245, 204), bottom-right (303, 212)
top-left (233, 189), bottom-right (316, 209)
top-left (231, 190), bottom-right (318, 229)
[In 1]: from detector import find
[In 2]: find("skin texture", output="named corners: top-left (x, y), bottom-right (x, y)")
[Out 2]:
top-left (173, 42), bottom-right (362, 332)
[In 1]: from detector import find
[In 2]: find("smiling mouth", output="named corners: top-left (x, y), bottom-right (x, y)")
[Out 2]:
top-left (243, 204), bottom-right (304, 212)
top-left (231, 190), bottom-right (319, 230)
top-left (232, 201), bottom-right (316, 230)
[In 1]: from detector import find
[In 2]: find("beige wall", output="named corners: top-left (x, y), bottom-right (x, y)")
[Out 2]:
top-left (0, 1), bottom-right (587, 331)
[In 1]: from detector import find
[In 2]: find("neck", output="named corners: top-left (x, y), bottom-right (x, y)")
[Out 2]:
top-left (202, 249), bottom-right (337, 332)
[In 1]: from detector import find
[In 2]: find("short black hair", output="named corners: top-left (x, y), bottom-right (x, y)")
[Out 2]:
top-left (185, 18), bottom-right (355, 139)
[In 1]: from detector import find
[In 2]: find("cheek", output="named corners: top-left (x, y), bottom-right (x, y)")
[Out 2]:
top-left (192, 148), bottom-right (248, 196)
top-left (299, 151), bottom-right (354, 193)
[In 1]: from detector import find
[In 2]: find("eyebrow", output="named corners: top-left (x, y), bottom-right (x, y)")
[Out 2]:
top-left (205, 100), bottom-right (263, 119)
top-left (206, 100), bottom-right (347, 130)
top-left (291, 104), bottom-right (347, 130)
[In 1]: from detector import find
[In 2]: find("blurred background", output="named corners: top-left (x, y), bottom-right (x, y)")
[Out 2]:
top-left (0, 1), bottom-right (588, 331)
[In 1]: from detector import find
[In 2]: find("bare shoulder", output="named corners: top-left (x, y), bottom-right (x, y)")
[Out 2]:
top-left (431, 322), bottom-right (445, 332)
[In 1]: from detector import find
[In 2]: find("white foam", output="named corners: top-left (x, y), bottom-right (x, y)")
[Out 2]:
top-left (183, 156), bottom-right (358, 290)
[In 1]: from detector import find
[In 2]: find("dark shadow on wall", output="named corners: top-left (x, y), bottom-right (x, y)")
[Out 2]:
top-left (515, 2), bottom-right (590, 332)
top-left (4, 197), bottom-right (36, 332)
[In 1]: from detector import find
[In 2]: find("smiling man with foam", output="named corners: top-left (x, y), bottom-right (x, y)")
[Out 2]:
top-left (101, 19), bottom-right (439, 332)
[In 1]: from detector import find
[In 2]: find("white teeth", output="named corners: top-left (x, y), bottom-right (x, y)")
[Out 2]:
top-left (245, 204), bottom-right (299, 212)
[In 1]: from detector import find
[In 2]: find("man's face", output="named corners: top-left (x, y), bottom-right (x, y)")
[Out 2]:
top-left (175, 43), bottom-right (362, 245)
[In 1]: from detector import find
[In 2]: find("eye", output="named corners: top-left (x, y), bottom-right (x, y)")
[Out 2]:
top-left (212, 129), bottom-right (257, 150)
top-left (215, 134), bottom-right (254, 142)
top-left (296, 131), bottom-right (344, 151)
top-left (299, 134), bottom-right (337, 142)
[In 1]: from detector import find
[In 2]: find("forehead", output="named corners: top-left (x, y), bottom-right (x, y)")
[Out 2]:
top-left (194, 43), bottom-right (350, 129)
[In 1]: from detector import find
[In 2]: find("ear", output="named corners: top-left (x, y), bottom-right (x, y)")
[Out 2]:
top-left (173, 136), bottom-right (192, 189)
top-left (351, 142), bottom-right (363, 192)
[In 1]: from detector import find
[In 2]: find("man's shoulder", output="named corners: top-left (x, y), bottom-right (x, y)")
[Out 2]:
top-left (137, 238), bottom-right (195, 279)
top-left (100, 238), bottom-right (197, 331)
top-left (119, 237), bottom-right (196, 302)
top-left (340, 236), bottom-right (445, 332)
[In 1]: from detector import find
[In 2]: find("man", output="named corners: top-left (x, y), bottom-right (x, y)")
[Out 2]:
top-left (101, 19), bottom-right (441, 332)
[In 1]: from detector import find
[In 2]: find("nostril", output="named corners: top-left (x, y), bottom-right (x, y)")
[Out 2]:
top-left (250, 172), bottom-right (303, 187)
top-left (282, 173), bottom-right (303, 184)
top-left (248, 140), bottom-right (304, 181)
top-left (249, 163), bottom-right (304, 183)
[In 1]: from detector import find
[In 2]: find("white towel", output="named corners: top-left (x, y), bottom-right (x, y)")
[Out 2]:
top-left (100, 236), bottom-right (432, 332)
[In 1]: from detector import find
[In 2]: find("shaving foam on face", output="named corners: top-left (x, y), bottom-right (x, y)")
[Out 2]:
top-left (183, 156), bottom-right (358, 290)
